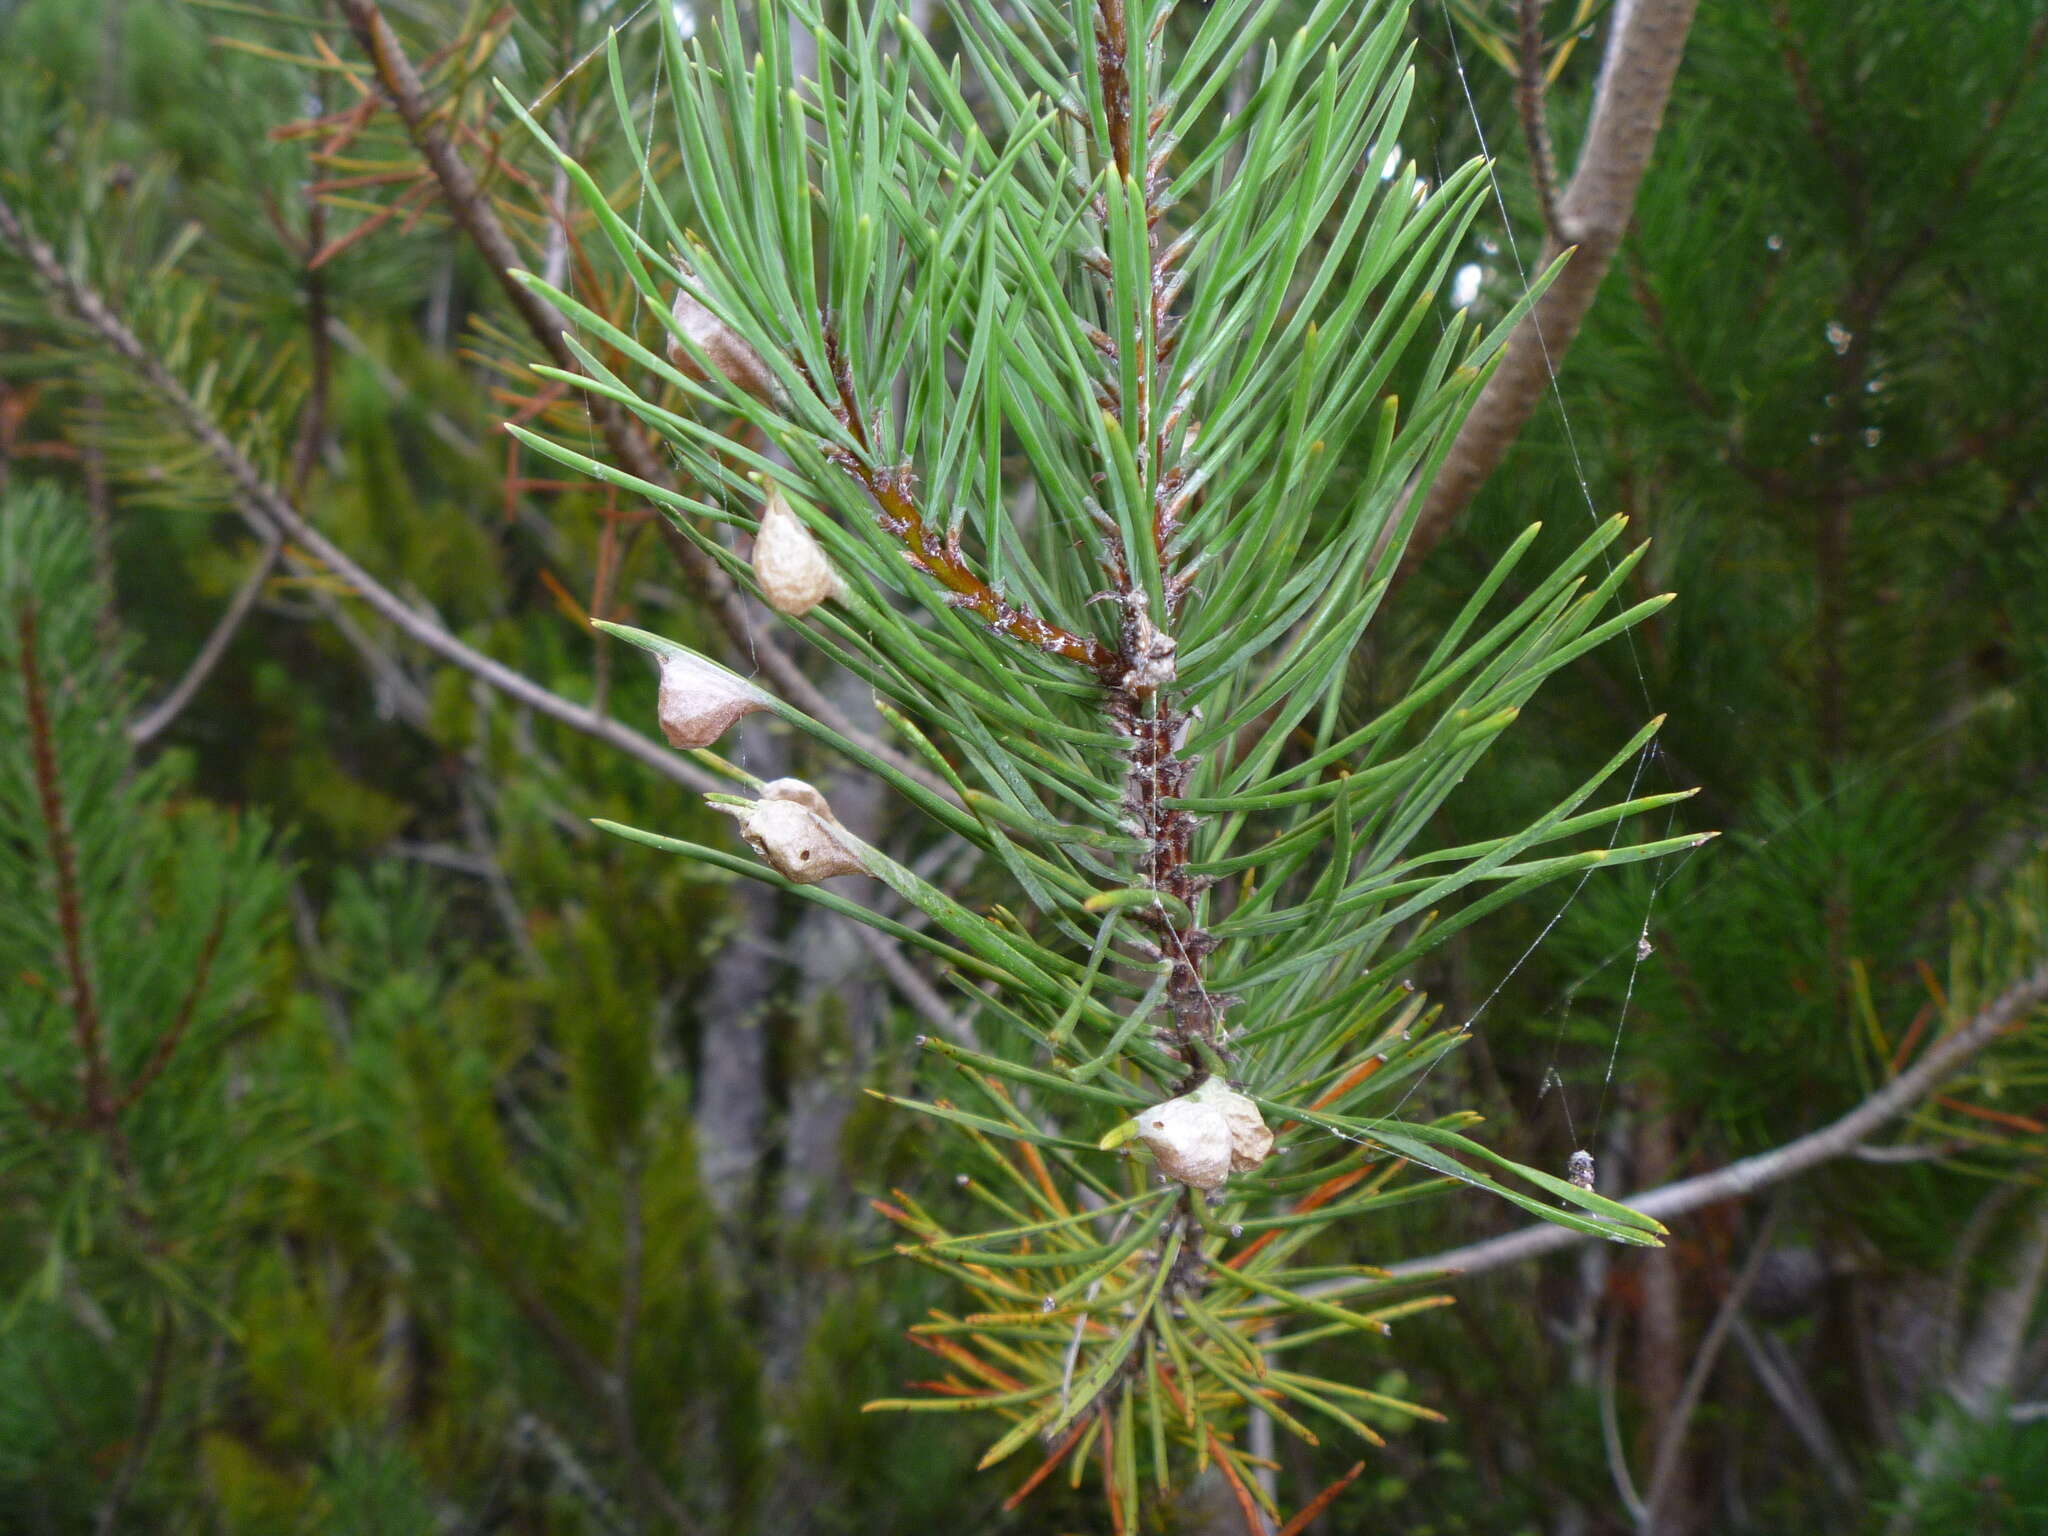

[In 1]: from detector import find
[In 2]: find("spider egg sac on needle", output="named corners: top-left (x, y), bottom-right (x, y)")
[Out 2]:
top-left (665, 285), bottom-right (778, 404)
top-left (1213, 1083), bottom-right (1276, 1172)
top-left (1106, 1080), bottom-right (1275, 1190)
top-left (753, 489), bottom-right (845, 617)
top-left (712, 778), bottom-right (864, 885)
top-left (654, 650), bottom-right (767, 750)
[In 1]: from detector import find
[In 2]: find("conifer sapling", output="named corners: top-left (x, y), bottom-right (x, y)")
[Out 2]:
top-left (509, 0), bottom-right (1703, 1523)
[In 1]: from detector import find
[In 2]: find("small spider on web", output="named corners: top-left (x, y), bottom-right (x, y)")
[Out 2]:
top-left (1567, 1148), bottom-right (1596, 1192)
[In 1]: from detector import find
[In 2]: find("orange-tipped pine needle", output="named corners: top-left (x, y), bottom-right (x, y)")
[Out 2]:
top-left (1101, 1406), bottom-right (1124, 1536)
top-left (1935, 1096), bottom-right (2047, 1135)
top-left (1228, 1166), bottom-right (1373, 1270)
top-left (1208, 1431), bottom-right (1268, 1536)
top-left (907, 1334), bottom-right (1023, 1392)
top-left (536, 568), bottom-right (590, 627)
top-left (1917, 957), bottom-right (1947, 1012)
top-left (1302, 1054), bottom-right (1386, 1119)
top-left (1888, 1001), bottom-right (1935, 1076)
top-left (1155, 1357), bottom-right (1194, 1428)
top-left (1273, 1460), bottom-right (1367, 1536)
top-left (309, 204), bottom-right (401, 268)
top-left (1002, 1420), bottom-right (1090, 1512)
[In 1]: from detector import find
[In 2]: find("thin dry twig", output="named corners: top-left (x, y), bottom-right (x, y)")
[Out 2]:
top-left (851, 922), bottom-right (968, 1042)
top-left (1728, 1315), bottom-right (1860, 1501)
top-left (1639, 1201), bottom-right (1783, 1529)
top-left (1598, 1320), bottom-right (1648, 1523)
top-left (128, 536), bottom-right (280, 747)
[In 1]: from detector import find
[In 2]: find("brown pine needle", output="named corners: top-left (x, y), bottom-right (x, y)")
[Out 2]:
top-left (1001, 1419), bottom-right (1090, 1512)
top-left (1273, 1461), bottom-right (1367, 1536)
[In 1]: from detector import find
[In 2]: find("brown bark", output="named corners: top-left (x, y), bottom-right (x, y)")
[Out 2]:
top-left (1632, 1086), bottom-right (1693, 1535)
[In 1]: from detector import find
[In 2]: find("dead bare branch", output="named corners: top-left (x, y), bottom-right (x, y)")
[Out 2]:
top-left (128, 536), bottom-right (280, 747)
top-left (1640, 1201), bottom-right (1783, 1531)
top-left (1728, 1316), bottom-right (1860, 1503)
top-left (1886, 1193), bottom-right (2048, 1535)
top-left (1309, 961), bottom-right (2048, 1293)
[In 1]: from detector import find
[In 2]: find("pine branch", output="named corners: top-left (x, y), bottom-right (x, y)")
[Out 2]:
top-left (1398, 0), bottom-right (1701, 577)
top-left (1318, 961), bottom-right (2048, 1290)
top-left (1516, 0), bottom-right (1563, 243)
top-left (17, 604), bottom-right (114, 1129)
top-left (548, 8), bottom-right (1687, 1520)
top-left (0, 189), bottom-right (723, 797)
top-left (817, 327), bottom-right (1119, 674)
top-left (330, 0), bottom-right (937, 793)
top-left (114, 897), bottom-right (231, 1113)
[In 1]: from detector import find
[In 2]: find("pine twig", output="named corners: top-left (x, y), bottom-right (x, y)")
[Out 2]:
top-left (17, 605), bottom-right (115, 1129)
top-left (1516, 0), bottom-right (1563, 242)
top-left (114, 897), bottom-right (231, 1114)
top-left (815, 326), bottom-right (1118, 673)
top-left (1, 1072), bottom-right (69, 1130)
top-left (1395, 0), bottom-right (1702, 579)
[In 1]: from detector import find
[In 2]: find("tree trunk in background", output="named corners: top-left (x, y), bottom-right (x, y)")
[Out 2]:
top-left (1633, 1083), bottom-right (1694, 1536)
top-left (1886, 1195), bottom-right (2048, 1534)
top-left (1392, 0), bottom-right (1701, 577)
top-left (694, 722), bottom-right (780, 1218)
